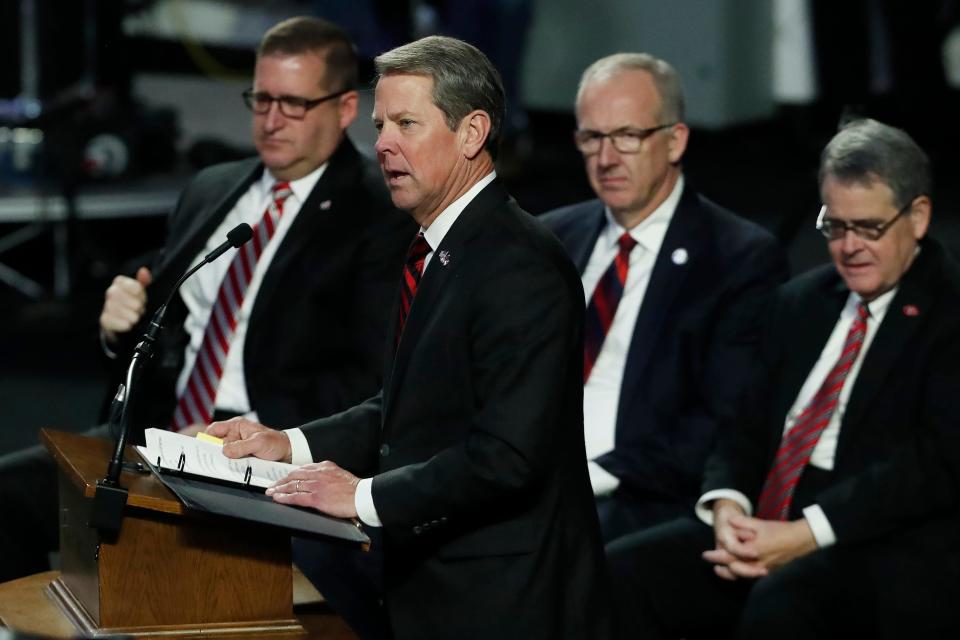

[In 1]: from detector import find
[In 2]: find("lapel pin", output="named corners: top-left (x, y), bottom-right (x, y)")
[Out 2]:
top-left (902, 304), bottom-right (919, 317)
top-left (438, 250), bottom-right (451, 266)
top-left (671, 248), bottom-right (688, 265)
top-left (320, 200), bottom-right (332, 210)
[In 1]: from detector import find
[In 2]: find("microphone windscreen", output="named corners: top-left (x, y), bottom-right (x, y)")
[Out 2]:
top-left (227, 223), bottom-right (254, 248)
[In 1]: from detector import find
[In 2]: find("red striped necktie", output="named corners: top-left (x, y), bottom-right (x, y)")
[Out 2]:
top-left (396, 232), bottom-right (431, 345)
top-left (756, 302), bottom-right (869, 520)
top-left (584, 232), bottom-right (638, 381)
top-left (171, 181), bottom-right (293, 430)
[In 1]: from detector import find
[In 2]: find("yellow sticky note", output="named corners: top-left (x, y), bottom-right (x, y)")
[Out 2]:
top-left (196, 432), bottom-right (224, 446)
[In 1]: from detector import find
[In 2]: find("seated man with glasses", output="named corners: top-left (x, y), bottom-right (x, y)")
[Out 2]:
top-left (0, 16), bottom-right (412, 639)
top-left (540, 52), bottom-right (788, 542)
top-left (607, 118), bottom-right (960, 638)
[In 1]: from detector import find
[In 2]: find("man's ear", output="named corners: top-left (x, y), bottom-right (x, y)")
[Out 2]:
top-left (337, 90), bottom-right (359, 130)
top-left (460, 110), bottom-right (491, 160)
top-left (909, 195), bottom-right (932, 240)
top-left (666, 122), bottom-right (689, 164)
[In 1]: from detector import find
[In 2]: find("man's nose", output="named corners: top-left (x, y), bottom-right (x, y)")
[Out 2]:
top-left (262, 101), bottom-right (285, 130)
top-left (841, 228), bottom-right (863, 254)
top-left (597, 137), bottom-right (620, 167)
top-left (375, 128), bottom-right (395, 155)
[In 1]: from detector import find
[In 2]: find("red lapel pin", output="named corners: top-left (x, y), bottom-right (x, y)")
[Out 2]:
top-left (903, 304), bottom-right (919, 317)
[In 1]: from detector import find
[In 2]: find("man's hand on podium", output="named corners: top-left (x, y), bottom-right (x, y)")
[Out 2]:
top-left (267, 461), bottom-right (360, 519)
top-left (207, 417), bottom-right (293, 463)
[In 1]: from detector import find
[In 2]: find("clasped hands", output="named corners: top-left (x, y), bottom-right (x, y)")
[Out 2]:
top-left (206, 417), bottom-right (360, 519)
top-left (702, 499), bottom-right (817, 581)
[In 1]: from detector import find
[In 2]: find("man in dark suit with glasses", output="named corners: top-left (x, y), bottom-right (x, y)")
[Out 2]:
top-left (540, 52), bottom-right (788, 542)
top-left (607, 118), bottom-right (960, 638)
top-left (0, 17), bottom-right (411, 639)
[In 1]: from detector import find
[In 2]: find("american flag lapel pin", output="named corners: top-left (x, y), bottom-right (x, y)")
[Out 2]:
top-left (320, 200), bottom-right (332, 210)
top-left (438, 250), bottom-right (451, 266)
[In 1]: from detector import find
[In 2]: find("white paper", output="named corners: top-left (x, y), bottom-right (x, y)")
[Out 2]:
top-left (136, 427), bottom-right (299, 489)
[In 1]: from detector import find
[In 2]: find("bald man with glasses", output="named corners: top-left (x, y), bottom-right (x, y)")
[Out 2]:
top-left (0, 19), bottom-right (412, 630)
top-left (540, 52), bottom-right (788, 542)
top-left (607, 119), bottom-right (960, 638)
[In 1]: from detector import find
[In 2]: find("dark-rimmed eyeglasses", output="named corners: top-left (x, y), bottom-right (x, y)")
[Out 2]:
top-left (816, 197), bottom-right (917, 241)
top-left (573, 123), bottom-right (677, 154)
top-left (241, 88), bottom-right (351, 119)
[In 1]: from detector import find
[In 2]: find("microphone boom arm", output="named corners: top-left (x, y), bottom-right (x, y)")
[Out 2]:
top-left (90, 223), bottom-right (253, 535)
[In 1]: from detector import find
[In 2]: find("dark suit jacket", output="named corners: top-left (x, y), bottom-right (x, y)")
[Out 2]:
top-left (106, 138), bottom-right (414, 434)
top-left (541, 186), bottom-right (788, 507)
top-left (703, 238), bottom-right (960, 625)
top-left (298, 180), bottom-right (612, 639)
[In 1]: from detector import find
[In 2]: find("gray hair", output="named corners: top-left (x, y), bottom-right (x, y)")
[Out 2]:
top-left (819, 118), bottom-right (931, 209)
top-left (576, 52), bottom-right (685, 123)
top-left (375, 36), bottom-right (505, 160)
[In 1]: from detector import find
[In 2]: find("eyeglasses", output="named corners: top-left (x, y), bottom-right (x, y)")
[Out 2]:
top-left (573, 123), bottom-right (677, 154)
top-left (816, 197), bottom-right (917, 241)
top-left (241, 88), bottom-right (351, 119)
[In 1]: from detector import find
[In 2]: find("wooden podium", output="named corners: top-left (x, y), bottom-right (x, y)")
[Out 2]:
top-left (40, 428), bottom-right (305, 638)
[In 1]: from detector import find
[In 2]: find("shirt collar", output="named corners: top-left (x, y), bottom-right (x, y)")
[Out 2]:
top-left (853, 285), bottom-right (897, 321)
top-left (262, 162), bottom-right (329, 202)
top-left (602, 174), bottom-right (684, 252)
top-left (421, 171), bottom-right (497, 251)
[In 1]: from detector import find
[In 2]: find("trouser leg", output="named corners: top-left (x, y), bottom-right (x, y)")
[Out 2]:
top-left (606, 517), bottom-right (751, 640)
top-left (292, 529), bottom-right (388, 640)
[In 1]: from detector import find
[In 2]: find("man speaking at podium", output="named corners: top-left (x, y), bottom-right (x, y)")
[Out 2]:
top-left (0, 16), bottom-right (410, 599)
top-left (210, 36), bottom-right (613, 639)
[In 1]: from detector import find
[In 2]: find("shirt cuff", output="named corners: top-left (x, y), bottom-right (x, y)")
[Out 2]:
top-left (283, 428), bottom-right (313, 466)
top-left (355, 477), bottom-right (382, 527)
top-left (695, 489), bottom-right (753, 526)
top-left (588, 460), bottom-right (620, 496)
top-left (100, 330), bottom-right (118, 359)
top-left (801, 504), bottom-right (836, 547)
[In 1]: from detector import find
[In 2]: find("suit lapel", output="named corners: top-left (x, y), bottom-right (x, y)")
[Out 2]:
top-left (835, 246), bottom-right (938, 460)
top-left (158, 160), bottom-right (261, 288)
top-left (382, 180), bottom-right (505, 418)
top-left (772, 275), bottom-right (848, 445)
top-left (570, 204), bottom-right (607, 272)
top-left (247, 140), bottom-right (362, 337)
top-left (616, 188), bottom-right (704, 431)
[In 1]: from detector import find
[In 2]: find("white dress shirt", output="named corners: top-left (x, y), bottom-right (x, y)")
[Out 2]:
top-left (583, 175), bottom-right (684, 495)
top-left (287, 172), bottom-right (498, 527)
top-left (175, 164), bottom-right (326, 420)
top-left (696, 285), bottom-right (897, 547)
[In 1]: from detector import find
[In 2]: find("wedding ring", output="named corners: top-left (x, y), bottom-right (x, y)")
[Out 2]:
top-left (296, 480), bottom-right (302, 493)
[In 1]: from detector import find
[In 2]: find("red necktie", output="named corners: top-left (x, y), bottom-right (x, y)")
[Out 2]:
top-left (756, 302), bottom-right (869, 520)
top-left (396, 232), bottom-right (431, 344)
top-left (584, 232), bottom-right (638, 381)
top-left (171, 181), bottom-right (293, 430)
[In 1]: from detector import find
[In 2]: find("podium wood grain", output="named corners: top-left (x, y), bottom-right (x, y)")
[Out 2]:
top-left (0, 571), bottom-right (358, 639)
top-left (40, 428), bottom-right (305, 637)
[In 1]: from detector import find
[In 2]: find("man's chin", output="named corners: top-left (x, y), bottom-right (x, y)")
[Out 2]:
top-left (389, 191), bottom-right (417, 213)
top-left (840, 272), bottom-right (881, 301)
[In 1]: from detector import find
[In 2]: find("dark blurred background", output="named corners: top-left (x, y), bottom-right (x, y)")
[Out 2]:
top-left (2, 0), bottom-right (960, 455)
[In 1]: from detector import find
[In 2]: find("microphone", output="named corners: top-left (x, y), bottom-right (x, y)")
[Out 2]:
top-left (92, 223), bottom-right (254, 534)
top-left (153, 223), bottom-right (253, 330)
top-left (205, 223), bottom-right (254, 263)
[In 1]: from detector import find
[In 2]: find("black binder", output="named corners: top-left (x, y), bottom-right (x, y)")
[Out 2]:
top-left (141, 456), bottom-right (370, 544)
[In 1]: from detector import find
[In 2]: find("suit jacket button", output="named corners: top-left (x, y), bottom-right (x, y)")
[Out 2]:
top-left (379, 444), bottom-right (390, 457)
